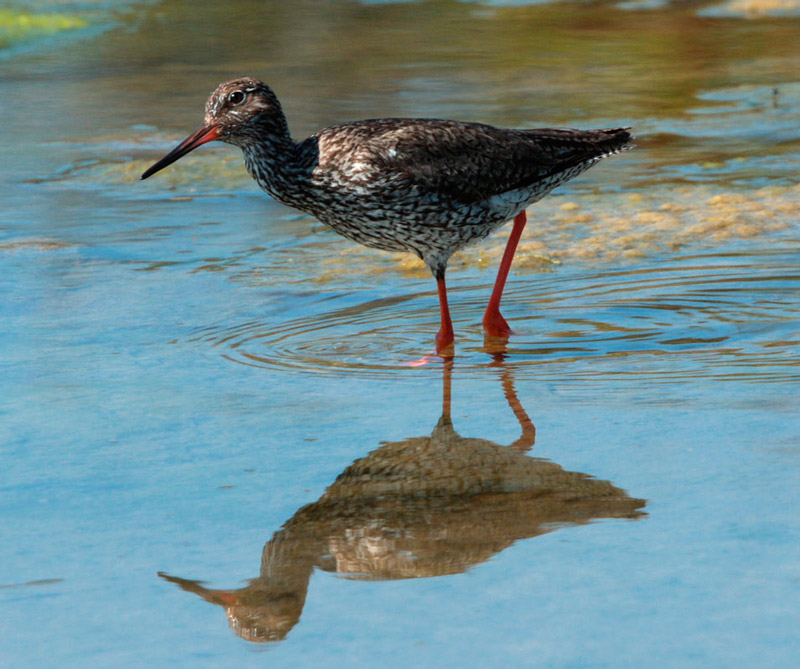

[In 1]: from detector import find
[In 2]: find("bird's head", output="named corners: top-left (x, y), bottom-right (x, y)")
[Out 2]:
top-left (141, 77), bottom-right (287, 180)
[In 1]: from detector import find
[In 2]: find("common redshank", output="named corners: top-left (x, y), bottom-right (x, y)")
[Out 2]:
top-left (141, 78), bottom-right (632, 355)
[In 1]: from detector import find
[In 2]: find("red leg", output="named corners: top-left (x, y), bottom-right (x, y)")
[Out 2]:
top-left (483, 210), bottom-right (527, 338)
top-left (435, 273), bottom-right (455, 356)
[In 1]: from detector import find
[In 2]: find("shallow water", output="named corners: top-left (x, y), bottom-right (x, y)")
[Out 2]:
top-left (2, 0), bottom-right (799, 666)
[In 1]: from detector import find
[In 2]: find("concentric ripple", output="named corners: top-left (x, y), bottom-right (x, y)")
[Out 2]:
top-left (186, 249), bottom-right (800, 384)
top-left (188, 292), bottom-right (450, 377)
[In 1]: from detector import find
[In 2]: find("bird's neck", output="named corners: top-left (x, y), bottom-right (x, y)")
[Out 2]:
top-left (240, 121), bottom-right (311, 208)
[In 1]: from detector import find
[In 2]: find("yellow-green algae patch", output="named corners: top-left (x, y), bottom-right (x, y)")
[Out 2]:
top-left (0, 9), bottom-right (87, 49)
top-left (51, 153), bottom-right (248, 193)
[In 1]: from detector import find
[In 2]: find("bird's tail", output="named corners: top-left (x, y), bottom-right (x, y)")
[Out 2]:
top-left (529, 126), bottom-right (635, 177)
top-left (594, 126), bottom-right (635, 157)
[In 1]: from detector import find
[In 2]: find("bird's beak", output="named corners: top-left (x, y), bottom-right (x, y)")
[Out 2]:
top-left (140, 124), bottom-right (222, 180)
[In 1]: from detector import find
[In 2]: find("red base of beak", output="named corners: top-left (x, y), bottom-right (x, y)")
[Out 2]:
top-left (141, 124), bottom-right (221, 180)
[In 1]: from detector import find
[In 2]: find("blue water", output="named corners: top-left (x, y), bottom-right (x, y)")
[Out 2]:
top-left (2, 1), bottom-right (800, 666)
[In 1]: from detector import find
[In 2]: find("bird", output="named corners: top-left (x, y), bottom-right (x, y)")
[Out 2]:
top-left (141, 77), bottom-right (633, 355)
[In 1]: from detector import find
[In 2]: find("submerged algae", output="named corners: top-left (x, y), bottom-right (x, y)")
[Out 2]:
top-left (0, 9), bottom-right (87, 49)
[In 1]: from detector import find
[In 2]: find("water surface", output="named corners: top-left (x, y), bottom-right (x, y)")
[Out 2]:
top-left (1, 0), bottom-right (799, 666)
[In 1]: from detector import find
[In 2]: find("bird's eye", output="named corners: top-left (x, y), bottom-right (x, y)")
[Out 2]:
top-left (228, 90), bottom-right (246, 105)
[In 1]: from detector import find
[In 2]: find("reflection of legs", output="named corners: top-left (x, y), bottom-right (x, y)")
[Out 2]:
top-left (483, 210), bottom-right (528, 338)
top-left (441, 358), bottom-right (453, 418)
top-left (435, 272), bottom-right (455, 356)
top-left (500, 367), bottom-right (536, 452)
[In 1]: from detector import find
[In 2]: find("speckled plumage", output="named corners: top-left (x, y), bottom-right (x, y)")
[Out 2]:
top-left (240, 108), bottom-right (632, 277)
top-left (142, 77), bottom-right (633, 352)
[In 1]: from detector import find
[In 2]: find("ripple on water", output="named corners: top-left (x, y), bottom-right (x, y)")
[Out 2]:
top-left (184, 251), bottom-right (800, 385)
top-left (188, 293), bottom-right (442, 378)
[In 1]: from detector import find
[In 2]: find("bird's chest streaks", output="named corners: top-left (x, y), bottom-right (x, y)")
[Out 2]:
top-left (242, 132), bottom-right (604, 270)
top-left (246, 156), bottom-right (523, 260)
top-left (305, 185), bottom-right (508, 261)
top-left (243, 144), bottom-right (313, 209)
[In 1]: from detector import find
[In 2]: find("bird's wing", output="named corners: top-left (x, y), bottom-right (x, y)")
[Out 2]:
top-left (316, 119), bottom-right (631, 205)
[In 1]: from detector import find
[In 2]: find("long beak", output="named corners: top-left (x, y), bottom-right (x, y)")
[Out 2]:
top-left (140, 124), bottom-right (221, 180)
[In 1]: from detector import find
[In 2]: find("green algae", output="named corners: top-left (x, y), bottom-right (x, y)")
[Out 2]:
top-left (45, 150), bottom-right (249, 193)
top-left (0, 8), bottom-right (87, 49)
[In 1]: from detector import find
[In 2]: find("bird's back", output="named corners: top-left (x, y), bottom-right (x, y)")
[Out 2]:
top-left (307, 118), bottom-right (632, 205)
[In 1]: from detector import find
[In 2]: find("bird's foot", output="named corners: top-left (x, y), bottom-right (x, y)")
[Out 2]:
top-left (482, 310), bottom-right (513, 339)
top-left (435, 330), bottom-right (455, 358)
top-left (400, 332), bottom-right (454, 367)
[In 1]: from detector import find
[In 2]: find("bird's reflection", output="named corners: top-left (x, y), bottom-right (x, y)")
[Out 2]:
top-left (160, 361), bottom-right (646, 642)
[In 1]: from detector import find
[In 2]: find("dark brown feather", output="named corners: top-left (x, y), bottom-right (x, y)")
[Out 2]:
top-left (310, 119), bottom-right (632, 205)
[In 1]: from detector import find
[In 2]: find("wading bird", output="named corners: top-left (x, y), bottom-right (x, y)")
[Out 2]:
top-left (142, 78), bottom-right (632, 355)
